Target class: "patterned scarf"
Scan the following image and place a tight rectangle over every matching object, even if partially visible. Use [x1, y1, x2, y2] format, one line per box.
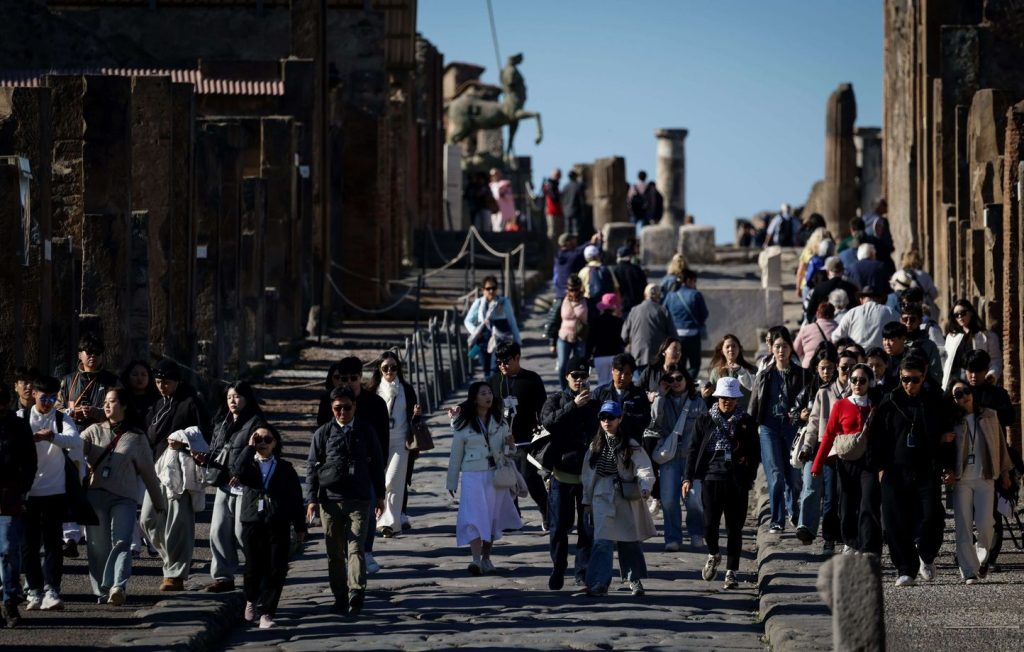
[708, 403, 742, 452]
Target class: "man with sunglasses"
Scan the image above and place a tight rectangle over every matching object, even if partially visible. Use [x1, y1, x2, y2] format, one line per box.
[898, 303, 942, 386]
[488, 342, 549, 530]
[540, 357, 598, 590]
[0, 383, 37, 628]
[336, 357, 390, 575]
[306, 386, 385, 617]
[591, 353, 650, 444]
[56, 333, 118, 429]
[867, 356, 956, 586]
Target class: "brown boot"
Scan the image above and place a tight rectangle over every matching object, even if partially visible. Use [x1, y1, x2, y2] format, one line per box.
[203, 580, 235, 593]
[159, 578, 184, 592]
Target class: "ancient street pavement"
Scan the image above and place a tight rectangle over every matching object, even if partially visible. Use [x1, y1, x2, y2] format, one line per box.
[218, 292, 767, 651]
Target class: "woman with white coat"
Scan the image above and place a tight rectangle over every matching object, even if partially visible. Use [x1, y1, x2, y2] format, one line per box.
[941, 299, 1001, 390]
[372, 351, 421, 538]
[582, 400, 656, 598]
[446, 382, 521, 575]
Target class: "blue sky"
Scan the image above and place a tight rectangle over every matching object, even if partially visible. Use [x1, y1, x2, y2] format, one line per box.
[418, 1, 883, 243]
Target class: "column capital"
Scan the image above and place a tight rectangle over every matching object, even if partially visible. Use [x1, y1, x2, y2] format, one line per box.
[655, 128, 688, 140]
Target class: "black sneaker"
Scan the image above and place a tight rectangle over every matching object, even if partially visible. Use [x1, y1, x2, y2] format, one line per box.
[348, 590, 365, 617]
[548, 571, 564, 591]
[1, 601, 20, 628]
[795, 527, 813, 544]
[379, 526, 396, 539]
[822, 540, 835, 555]
[329, 601, 348, 616]
[62, 540, 79, 558]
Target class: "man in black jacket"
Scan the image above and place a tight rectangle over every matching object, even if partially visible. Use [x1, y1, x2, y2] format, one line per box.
[488, 342, 549, 529]
[591, 353, 650, 443]
[805, 257, 858, 324]
[0, 383, 37, 628]
[866, 357, 955, 586]
[610, 245, 647, 316]
[337, 356, 390, 574]
[57, 333, 119, 429]
[539, 357, 598, 590]
[146, 360, 210, 457]
[306, 386, 385, 617]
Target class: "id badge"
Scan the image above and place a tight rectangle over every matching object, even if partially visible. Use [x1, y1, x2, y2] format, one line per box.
[905, 431, 916, 448]
[724, 449, 733, 463]
[230, 485, 244, 496]
[258, 498, 266, 513]
[389, 417, 396, 429]
[967, 453, 976, 465]
[101, 466, 112, 479]
[348, 462, 356, 476]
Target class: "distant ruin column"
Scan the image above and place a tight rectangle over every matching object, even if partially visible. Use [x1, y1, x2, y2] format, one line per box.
[1001, 105, 1024, 449]
[655, 128, 687, 226]
[592, 156, 626, 232]
[855, 127, 883, 217]
[824, 83, 857, 238]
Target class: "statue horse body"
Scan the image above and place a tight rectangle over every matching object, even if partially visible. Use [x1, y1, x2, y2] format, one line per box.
[446, 92, 543, 157]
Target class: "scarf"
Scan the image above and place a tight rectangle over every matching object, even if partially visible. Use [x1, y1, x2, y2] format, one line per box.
[708, 404, 742, 453]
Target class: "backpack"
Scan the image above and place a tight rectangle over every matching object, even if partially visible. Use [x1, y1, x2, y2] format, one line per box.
[777, 215, 795, 247]
[587, 265, 615, 301]
[629, 187, 648, 220]
[811, 322, 838, 362]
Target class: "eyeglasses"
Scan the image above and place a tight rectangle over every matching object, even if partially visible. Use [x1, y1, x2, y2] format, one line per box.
[254, 435, 275, 445]
[381, 365, 398, 373]
[598, 413, 620, 422]
[483, 286, 498, 292]
[953, 387, 973, 400]
[849, 376, 869, 386]
[900, 376, 923, 385]
[341, 374, 361, 382]
[332, 403, 355, 413]
[953, 310, 971, 318]
[39, 395, 58, 404]
[839, 365, 853, 372]
[668, 374, 685, 382]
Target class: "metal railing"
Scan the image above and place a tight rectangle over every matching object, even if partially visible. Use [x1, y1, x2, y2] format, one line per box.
[402, 307, 471, 414]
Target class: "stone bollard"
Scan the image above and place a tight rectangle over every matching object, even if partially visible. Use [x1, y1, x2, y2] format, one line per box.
[640, 224, 677, 267]
[758, 246, 783, 288]
[817, 553, 886, 652]
[602, 222, 637, 258]
[677, 224, 715, 264]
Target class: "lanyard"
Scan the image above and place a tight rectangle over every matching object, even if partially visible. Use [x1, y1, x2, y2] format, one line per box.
[967, 415, 978, 455]
[260, 457, 277, 491]
[69, 370, 97, 406]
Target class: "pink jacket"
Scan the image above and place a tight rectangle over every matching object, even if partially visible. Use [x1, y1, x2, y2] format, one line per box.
[794, 318, 837, 368]
[558, 297, 588, 343]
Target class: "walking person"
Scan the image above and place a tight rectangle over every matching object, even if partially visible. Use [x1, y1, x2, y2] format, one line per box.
[542, 168, 564, 239]
[446, 382, 521, 575]
[200, 382, 267, 592]
[80, 389, 165, 605]
[652, 367, 705, 550]
[372, 352, 421, 538]
[684, 377, 760, 589]
[0, 384, 36, 628]
[19, 375, 81, 611]
[315, 362, 346, 426]
[638, 337, 684, 399]
[812, 363, 881, 554]
[306, 386, 385, 617]
[587, 293, 625, 386]
[540, 357, 598, 590]
[555, 275, 589, 390]
[546, 233, 589, 357]
[749, 331, 811, 533]
[232, 426, 307, 628]
[610, 245, 647, 316]
[702, 335, 758, 413]
[790, 350, 839, 545]
[620, 283, 674, 382]
[941, 299, 1001, 391]
[947, 381, 1012, 584]
[119, 360, 160, 433]
[464, 275, 522, 377]
[581, 401, 655, 597]
[663, 268, 708, 379]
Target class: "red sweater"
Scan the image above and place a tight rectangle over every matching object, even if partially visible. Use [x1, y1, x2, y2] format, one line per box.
[812, 397, 872, 474]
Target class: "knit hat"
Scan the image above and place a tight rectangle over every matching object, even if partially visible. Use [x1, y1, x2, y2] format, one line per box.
[152, 360, 181, 382]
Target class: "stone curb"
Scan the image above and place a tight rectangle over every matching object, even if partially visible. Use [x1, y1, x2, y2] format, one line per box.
[754, 476, 832, 651]
[109, 591, 245, 650]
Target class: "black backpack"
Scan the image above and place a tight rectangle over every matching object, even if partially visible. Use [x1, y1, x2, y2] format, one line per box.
[587, 265, 615, 303]
[629, 186, 648, 219]
[811, 322, 838, 363]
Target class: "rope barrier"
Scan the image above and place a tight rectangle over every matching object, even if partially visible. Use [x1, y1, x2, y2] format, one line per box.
[325, 274, 418, 315]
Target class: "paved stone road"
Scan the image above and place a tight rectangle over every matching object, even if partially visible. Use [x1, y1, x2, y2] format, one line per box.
[217, 292, 768, 651]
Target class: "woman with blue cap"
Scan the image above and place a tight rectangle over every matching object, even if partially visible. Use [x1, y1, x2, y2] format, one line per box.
[581, 400, 655, 597]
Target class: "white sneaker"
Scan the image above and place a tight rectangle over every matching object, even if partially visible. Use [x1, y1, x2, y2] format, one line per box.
[107, 586, 126, 606]
[895, 575, 915, 587]
[648, 499, 662, 516]
[365, 552, 381, 575]
[723, 570, 738, 589]
[481, 558, 497, 574]
[918, 560, 936, 582]
[40, 590, 63, 611]
[842, 545, 854, 555]
[258, 614, 275, 629]
[702, 554, 721, 582]
[24, 592, 43, 611]
[965, 576, 979, 585]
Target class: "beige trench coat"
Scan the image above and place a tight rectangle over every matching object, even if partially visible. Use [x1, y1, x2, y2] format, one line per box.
[581, 439, 656, 542]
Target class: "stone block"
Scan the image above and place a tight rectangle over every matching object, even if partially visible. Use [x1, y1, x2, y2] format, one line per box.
[758, 246, 783, 288]
[701, 286, 783, 353]
[592, 156, 627, 230]
[167, 83, 196, 365]
[260, 116, 297, 348]
[640, 224, 676, 267]
[0, 162, 24, 380]
[239, 177, 267, 370]
[81, 212, 130, 365]
[602, 223, 635, 258]
[817, 552, 885, 652]
[678, 224, 715, 264]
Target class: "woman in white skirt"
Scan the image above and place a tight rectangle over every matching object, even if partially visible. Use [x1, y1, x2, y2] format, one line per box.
[446, 381, 521, 575]
[372, 352, 421, 538]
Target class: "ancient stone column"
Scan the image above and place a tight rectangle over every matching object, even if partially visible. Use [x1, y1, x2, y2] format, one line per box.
[855, 127, 883, 218]
[824, 83, 858, 238]
[592, 156, 626, 232]
[1001, 105, 1024, 449]
[655, 128, 687, 226]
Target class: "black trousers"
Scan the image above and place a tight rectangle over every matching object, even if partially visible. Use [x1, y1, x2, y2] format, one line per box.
[22, 494, 65, 593]
[516, 453, 548, 526]
[242, 520, 292, 617]
[547, 478, 591, 579]
[835, 459, 882, 553]
[701, 479, 748, 571]
[880, 466, 943, 577]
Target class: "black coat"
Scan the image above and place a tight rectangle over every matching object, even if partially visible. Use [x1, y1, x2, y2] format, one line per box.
[231, 446, 306, 532]
[685, 410, 760, 489]
[357, 390, 391, 465]
[206, 409, 266, 488]
[748, 365, 812, 427]
[0, 410, 37, 516]
[540, 388, 600, 475]
[305, 419, 385, 503]
[866, 385, 955, 474]
[488, 368, 548, 444]
[806, 277, 858, 323]
[590, 382, 651, 443]
[145, 384, 211, 459]
[611, 261, 647, 315]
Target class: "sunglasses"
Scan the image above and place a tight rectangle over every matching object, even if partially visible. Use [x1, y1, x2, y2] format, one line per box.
[668, 374, 685, 382]
[254, 435, 275, 445]
[81, 349, 104, 356]
[598, 413, 620, 422]
[953, 310, 971, 318]
[39, 395, 58, 404]
[381, 364, 398, 373]
[483, 286, 498, 291]
[900, 376, 923, 385]
[839, 365, 853, 372]
[332, 403, 355, 412]
[569, 372, 588, 380]
[849, 376, 869, 386]
[497, 358, 514, 366]
[953, 387, 973, 400]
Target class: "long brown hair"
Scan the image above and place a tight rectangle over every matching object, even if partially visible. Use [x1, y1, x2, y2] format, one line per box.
[708, 334, 756, 373]
[587, 424, 636, 468]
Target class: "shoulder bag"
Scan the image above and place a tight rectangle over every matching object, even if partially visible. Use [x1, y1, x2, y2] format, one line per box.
[832, 405, 873, 461]
[483, 426, 520, 490]
[406, 418, 435, 452]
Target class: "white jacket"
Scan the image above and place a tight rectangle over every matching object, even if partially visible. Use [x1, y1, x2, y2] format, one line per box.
[155, 426, 209, 512]
[941, 330, 1002, 391]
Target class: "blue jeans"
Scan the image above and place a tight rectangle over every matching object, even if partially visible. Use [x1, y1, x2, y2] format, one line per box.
[0, 514, 24, 603]
[759, 425, 802, 528]
[658, 449, 703, 545]
[547, 479, 591, 580]
[798, 461, 836, 537]
[85, 489, 138, 596]
[586, 539, 647, 590]
[556, 339, 586, 390]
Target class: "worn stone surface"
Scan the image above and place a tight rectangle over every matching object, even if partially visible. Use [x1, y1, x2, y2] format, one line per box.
[758, 247, 782, 289]
[259, 116, 297, 349]
[823, 83, 857, 239]
[855, 127, 883, 218]
[655, 128, 687, 226]
[701, 286, 781, 354]
[239, 176, 267, 370]
[678, 224, 715, 264]
[639, 224, 677, 267]
[601, 222, 635, 258]
[819, 554, 885, 651]
[591, 156, 627, 231]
